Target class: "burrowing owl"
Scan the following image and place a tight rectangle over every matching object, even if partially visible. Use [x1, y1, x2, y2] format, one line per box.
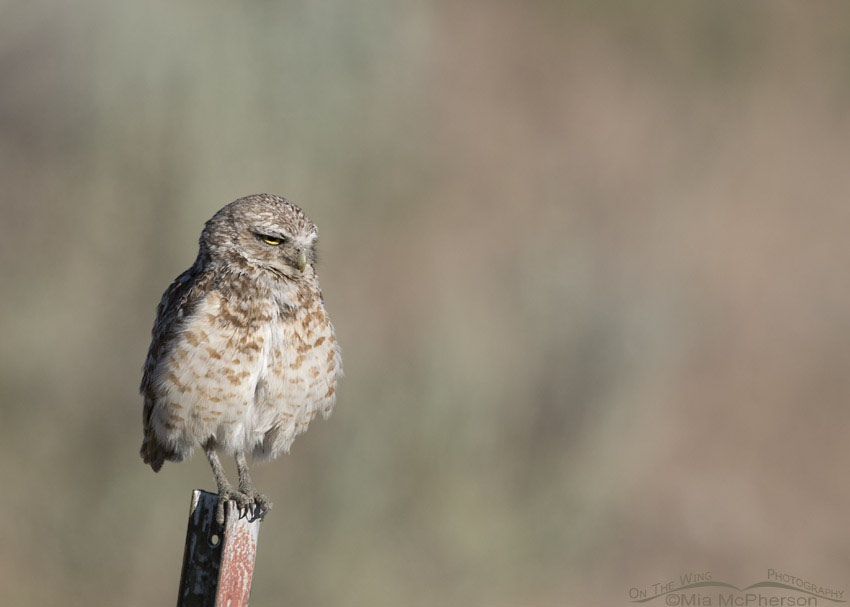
[140, 194, 342, 522]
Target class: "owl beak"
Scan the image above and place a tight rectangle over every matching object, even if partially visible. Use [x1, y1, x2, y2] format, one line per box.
[295, 249, 307, 271]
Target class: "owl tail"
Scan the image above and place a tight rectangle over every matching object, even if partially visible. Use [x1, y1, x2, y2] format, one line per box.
[140, 436, 166, 472]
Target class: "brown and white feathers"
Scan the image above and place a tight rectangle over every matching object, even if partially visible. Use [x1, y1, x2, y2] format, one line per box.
[140, 194, 342, 471]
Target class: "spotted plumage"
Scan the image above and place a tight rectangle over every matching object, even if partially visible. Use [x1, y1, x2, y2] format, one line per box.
[140, 194, 342, 521]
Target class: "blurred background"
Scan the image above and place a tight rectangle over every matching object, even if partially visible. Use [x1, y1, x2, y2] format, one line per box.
[1, 1, 849, 605]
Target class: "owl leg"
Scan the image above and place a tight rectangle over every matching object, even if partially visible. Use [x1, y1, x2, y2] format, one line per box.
[235, 450, 272, 520]
[204, 442, 250, 524]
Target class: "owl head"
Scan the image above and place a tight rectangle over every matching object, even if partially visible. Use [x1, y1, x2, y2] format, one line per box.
[200, 194, 319, 280]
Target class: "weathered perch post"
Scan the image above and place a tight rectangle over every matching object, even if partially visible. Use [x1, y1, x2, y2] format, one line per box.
[177, 490, 262, 607]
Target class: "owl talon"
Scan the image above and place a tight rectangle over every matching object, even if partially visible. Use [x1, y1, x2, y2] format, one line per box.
[239, 491, 272, 521]
[255, 493, 272, 513]
[215, 487, 253, 525]
[216, 496, 231, 525]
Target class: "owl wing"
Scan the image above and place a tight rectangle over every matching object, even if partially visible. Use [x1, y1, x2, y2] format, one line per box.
[140, 258, 215, 469]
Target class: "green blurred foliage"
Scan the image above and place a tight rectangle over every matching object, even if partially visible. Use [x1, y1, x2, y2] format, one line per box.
[2, 1, 850, 605]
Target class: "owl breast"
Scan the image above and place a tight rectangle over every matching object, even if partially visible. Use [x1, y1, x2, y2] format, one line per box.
[150, 284, 341, 461]
[252, 291, 341, 459]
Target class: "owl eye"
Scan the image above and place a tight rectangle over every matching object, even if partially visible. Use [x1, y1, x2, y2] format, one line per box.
[260, 235, 282, 246]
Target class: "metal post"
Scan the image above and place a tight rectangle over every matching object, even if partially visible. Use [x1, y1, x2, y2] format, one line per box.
[177, 490, 262, 607]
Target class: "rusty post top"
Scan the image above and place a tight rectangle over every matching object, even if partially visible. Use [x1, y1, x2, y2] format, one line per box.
[177, 490, 263, 607]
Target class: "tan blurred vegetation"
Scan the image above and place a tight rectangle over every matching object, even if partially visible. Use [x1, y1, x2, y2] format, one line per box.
[2, 1, 850, 605]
